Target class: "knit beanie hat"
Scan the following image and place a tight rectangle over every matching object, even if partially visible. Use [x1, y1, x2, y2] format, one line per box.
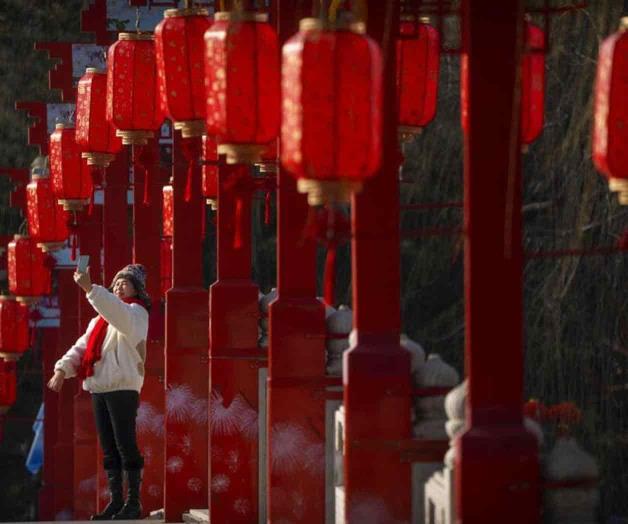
[110, 264, 151, 310]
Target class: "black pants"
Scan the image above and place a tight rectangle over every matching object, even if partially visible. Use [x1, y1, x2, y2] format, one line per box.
[92, 390, 144, 471]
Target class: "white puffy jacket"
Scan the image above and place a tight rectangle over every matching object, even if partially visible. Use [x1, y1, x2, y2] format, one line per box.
[54, 285, 149, 393]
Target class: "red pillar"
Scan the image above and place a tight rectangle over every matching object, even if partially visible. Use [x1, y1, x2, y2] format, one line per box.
[96, 151, 133, 510]
[455, 3, 540, 522]
[267, 2, 327, 522]
[73, 205, 103, 520]
[164, 132, 208, 522]
[344, 1, 413, 522]
[132, 140, 166, 513]
[54, 268, 79, 520]
[39, 326, 59, 520]
[208, 163, 262, 523]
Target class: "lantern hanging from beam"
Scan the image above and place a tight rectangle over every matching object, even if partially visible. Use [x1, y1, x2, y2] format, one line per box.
[204, 11, 280, 164]
[107, 32, 163, 145]
[155, 6, 212, 137]
[593, 18, 628, 205]
[0, 296, 29, 361]
[281, 18, 383, 206]
[202, 135, 218, 209]
[0, 360, 16, 415]
[76, 68, 123, 168]
[461, 20, 545, 147]
[7, 235, 52, 304]
[396, 16, 440, 140]
[26, 174, 69, 252]
[163, 182, 173, 239]
[49, 124, 93, 211]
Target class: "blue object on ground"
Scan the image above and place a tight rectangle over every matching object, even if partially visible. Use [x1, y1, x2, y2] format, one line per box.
[25, 403, 44, 475]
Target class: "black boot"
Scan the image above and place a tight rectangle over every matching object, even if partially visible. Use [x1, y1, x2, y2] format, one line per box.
[113, 469, 142, 520]
[91, 469, 124, 520]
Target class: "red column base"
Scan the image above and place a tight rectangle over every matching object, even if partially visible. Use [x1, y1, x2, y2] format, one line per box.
[344, 343, 412, 523]
[455, 425, 540, 524]
[164, 287, 209, 523]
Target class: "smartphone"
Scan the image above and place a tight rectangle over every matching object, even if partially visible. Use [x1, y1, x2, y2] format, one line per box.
[77, 255, 90, 273]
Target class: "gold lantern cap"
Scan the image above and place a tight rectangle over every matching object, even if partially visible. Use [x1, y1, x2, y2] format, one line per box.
[214, 11, 269, 23]
[218, 143, 266, 165]
[119, 32, 154, 41]
[115, 129, 154, 146]
[174, 120, 206, 138]
[165, 7, 210, 18]
[299, 17, 365, 34]
[0, 295, 16, 302]
[85, 67, 105, 74]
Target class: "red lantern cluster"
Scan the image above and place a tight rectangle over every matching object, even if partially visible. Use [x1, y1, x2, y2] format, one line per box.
[26, 175, 68, 252]
[107, 33, 163, 145]
[396, 16, 440, 139]
[7, 235, 52, 304]
[204, 12, 280, 164]
[461, 20, 545, 148]
[76, 68, 123, 168]
[155, 7, 212, 138]
[0, 297, 29, 361]
[0, 360, 17, 415]
[281, 19, 383, 205]
[593, 19, 628, 204]
[202, 135, 218, 209]
[163, 183, 174, 239]
[49, 124, 93, 211]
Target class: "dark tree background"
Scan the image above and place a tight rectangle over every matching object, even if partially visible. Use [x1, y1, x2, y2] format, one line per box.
[1, 0, 627, 521]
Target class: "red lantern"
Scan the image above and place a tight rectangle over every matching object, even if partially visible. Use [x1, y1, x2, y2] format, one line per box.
[7, 235, 52, 304]
[107, 33, 163, 145]
[26, 175, 69, 252]
[593, 19, 628, 204]
[0, 360, 17, 415]
[396, 16, 440, 140]
[0, 297, 29, 361]
[155, 7, 212, 137]
[76, 68, 123, 168]
[204, 12, 280, 164]
[160, 237, 172, 298]
[461, 20, 545, 147]
[163, 183, 173, 238]
[281, 19, 383, 205]
[49, 124, 93, 211]
[202, 135, 218, 209]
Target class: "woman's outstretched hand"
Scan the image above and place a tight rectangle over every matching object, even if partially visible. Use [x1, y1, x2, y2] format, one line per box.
[47, 370, 66, 392]
[74, 267, 93, 294]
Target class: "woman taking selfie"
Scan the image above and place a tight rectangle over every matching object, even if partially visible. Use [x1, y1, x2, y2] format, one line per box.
[47, 264, 150, 520]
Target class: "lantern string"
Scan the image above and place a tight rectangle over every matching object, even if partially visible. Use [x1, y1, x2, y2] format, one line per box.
[132, 145, 150, 206]
[28, 308, 43, 347]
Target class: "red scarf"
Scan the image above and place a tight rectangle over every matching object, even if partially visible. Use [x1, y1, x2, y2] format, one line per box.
[78, 297, 146, 380]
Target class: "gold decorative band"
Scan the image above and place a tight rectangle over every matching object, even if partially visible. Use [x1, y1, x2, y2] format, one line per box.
[82, 152, 115, 168]
[296, 178, 363, 206]
[37, 241, 66, 252]
[15, 297, 40, 306]
[115, 129, 154, 145]
[58, 199, 90, 211]
[0, 352, 21, 361]
[86, 67, 105, 74]
[218, 143, 266, 164]
[174, 120, 206, 138]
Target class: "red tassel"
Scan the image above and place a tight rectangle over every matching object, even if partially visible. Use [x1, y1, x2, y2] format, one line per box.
[88, 187, 95, 216]
[234, 197, 243, 249]
[323, 243, 337, 307]
[181, 138, 199, 203]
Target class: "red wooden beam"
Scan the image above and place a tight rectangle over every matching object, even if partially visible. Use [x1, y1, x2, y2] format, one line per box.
[344, 1, 413, 522]
[455, 2, 540, 522]
[14, 102, 48, 154]
[81, 0, 111, 45]
[34, 43, 75, 103]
